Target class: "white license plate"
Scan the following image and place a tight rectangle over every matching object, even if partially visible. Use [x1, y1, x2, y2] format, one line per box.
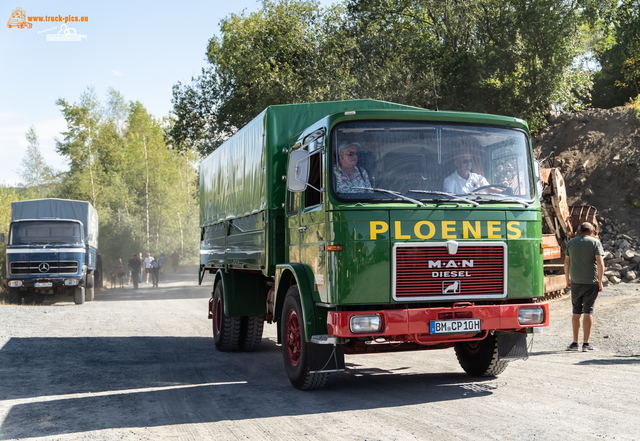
[430, 318, 481, 334]
[35, 282, 52, 288]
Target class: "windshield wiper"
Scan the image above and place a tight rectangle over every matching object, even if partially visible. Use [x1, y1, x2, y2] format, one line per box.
[407, 190, 479, 207]
[468, 192, 531, 207]
[352, 187, 424, 206]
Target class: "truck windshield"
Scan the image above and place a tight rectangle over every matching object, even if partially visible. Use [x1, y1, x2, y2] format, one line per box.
[9, 221, 83, 246]
[331, 121, 534, 203]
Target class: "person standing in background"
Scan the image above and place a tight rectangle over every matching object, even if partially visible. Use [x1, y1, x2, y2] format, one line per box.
[144, 253, 154, 284]
[565, 222, 605, 352]
[171, 250, 179, 272]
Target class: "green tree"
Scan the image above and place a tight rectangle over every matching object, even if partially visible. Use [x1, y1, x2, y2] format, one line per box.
[170, 0, 358, 155]
[55, 89, 200, 269]
[18, 125, 57, 197]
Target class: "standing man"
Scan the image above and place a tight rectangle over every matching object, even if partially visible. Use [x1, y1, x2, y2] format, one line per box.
[565, 222, 604, 352]
[144, 253, 154, 284]
[128, 253, 141, 289]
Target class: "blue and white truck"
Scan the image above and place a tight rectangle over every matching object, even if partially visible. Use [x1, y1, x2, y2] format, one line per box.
[2, 198, 99, 304]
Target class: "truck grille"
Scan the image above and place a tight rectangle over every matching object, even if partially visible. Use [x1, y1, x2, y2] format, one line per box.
[393, 243, 506, 299]
[10, 261, 79, 275]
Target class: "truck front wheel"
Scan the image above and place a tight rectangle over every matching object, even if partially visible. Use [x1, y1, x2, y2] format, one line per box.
[281, 286, 328, 390]
[454, 333, 509, 377]
[74, 286, 85, 305]
[212, 282, 241, 351]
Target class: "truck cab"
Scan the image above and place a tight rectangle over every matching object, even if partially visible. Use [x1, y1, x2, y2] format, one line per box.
[281, 110, 548, 387]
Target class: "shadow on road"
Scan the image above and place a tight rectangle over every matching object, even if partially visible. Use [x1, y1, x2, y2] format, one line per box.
[576, 355, 640, 366]
[0, 336, 491, 439]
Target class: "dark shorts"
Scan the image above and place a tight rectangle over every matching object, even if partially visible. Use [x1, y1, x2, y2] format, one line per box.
[571, 283, 599, 314]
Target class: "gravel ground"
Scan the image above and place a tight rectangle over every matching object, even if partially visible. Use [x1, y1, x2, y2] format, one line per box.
[1, 270, 639, 440]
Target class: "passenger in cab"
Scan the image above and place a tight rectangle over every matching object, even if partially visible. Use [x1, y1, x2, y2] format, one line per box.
[334, 142, 371, 193]
[443, 149, 489, 194]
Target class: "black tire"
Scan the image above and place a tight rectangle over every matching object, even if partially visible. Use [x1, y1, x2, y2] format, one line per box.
[239, 315, 265, 352]
[85, 272, 95, 302]
[7, 289, 21, 305]
[74, 286, 85, 305]
[281, 286, 328, 390]
[212, 282, 242, 351]
[454, 333, 509, 377]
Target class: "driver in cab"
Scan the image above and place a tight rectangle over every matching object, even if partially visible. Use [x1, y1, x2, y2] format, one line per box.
[443, 149, 489, 194]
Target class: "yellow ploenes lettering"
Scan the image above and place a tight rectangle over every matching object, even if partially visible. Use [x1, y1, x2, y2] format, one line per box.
[487, 221, 501, 238]
[394, 221, 411, 239]
[463, 221, 481, 239]
[414, 221, 436, 239]
[370, 221, 389, 240]
[442, 221, 456, 239]
[507, 221, 522, 239]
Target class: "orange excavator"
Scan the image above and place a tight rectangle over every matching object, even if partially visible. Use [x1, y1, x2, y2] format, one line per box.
[540, 165, 599, 299]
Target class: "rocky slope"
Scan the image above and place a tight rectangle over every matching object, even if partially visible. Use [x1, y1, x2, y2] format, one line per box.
[533, 105, 640, 285]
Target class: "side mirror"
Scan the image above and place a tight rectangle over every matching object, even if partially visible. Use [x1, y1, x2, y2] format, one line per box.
[287, 150, 310, 192]
[86, 233, 94, 242]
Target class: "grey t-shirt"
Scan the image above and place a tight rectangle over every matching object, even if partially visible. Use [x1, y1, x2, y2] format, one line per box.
[565, 234, 604, 284]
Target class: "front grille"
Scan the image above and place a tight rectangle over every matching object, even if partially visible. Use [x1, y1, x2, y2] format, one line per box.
[10, 261, 79, 275]
[394, 244, 506, 299]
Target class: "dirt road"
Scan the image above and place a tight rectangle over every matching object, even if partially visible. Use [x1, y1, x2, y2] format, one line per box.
[1, 269, 639, 440]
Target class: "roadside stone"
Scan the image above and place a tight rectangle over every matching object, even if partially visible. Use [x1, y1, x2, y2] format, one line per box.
[584, 188, 594, 197]
[609, 263, 623, 271]
[632, 256, 640, 264]
[611, 276, 622, 284]
[606, 257, 625, 264]
[623, 250, 637, 260]
[626, 271, 637, 281]
[605, 270, 621, 278]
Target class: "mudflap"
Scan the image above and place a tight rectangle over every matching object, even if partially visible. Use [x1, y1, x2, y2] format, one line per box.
[497, 332, 528, 361]
[308, 343, 346, 374]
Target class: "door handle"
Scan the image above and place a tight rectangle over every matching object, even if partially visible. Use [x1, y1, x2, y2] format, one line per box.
[297, 226, 308, 232]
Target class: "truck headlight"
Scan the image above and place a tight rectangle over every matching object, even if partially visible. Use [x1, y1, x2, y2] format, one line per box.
[64, 279, 79, 286]
[518, 306, 545, 325]
[350, 314, 382, 333]
[8, 280, 22, 287]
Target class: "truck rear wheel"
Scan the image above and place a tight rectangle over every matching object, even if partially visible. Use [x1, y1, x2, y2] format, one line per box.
[239, 315, 265, 352]
[212, 282, 241, 351]
[454, 333, 509, 377]
[281, 286, 328, 390]
[74, 286, 85, 305]
[85, 272, 95, 302]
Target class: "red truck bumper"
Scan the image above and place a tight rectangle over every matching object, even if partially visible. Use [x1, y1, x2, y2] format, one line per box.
[327, 302, 549, 345]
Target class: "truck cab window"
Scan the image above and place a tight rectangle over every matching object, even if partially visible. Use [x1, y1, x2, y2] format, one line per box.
[304, 148, 323, 208]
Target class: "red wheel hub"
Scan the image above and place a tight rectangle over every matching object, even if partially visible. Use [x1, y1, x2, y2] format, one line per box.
[285, 309, 301, 367]
[214, 296, 222, 335]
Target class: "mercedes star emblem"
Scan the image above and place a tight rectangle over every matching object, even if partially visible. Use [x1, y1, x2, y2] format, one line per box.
[38, 262, 50, 273]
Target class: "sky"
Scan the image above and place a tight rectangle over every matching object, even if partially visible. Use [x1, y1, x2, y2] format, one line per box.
[0, 0, 336, 186]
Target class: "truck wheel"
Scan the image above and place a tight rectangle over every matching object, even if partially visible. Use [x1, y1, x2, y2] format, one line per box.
[239, 315, 265, 352]
[8, 289, 21, 305]
[212, 282, 241, 351]
[85, 272, 95, 302]
[281, 286, 328, 390]
[74, 286, 85, 305]
[454, 333, 509, 377]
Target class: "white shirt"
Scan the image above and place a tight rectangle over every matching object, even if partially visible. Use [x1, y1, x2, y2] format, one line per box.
[144, 257, 154, 269]
[443, 171, 489, 194]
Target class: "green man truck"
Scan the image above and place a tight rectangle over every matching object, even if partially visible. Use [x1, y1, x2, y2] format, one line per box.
[199, 99, 549, 390]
